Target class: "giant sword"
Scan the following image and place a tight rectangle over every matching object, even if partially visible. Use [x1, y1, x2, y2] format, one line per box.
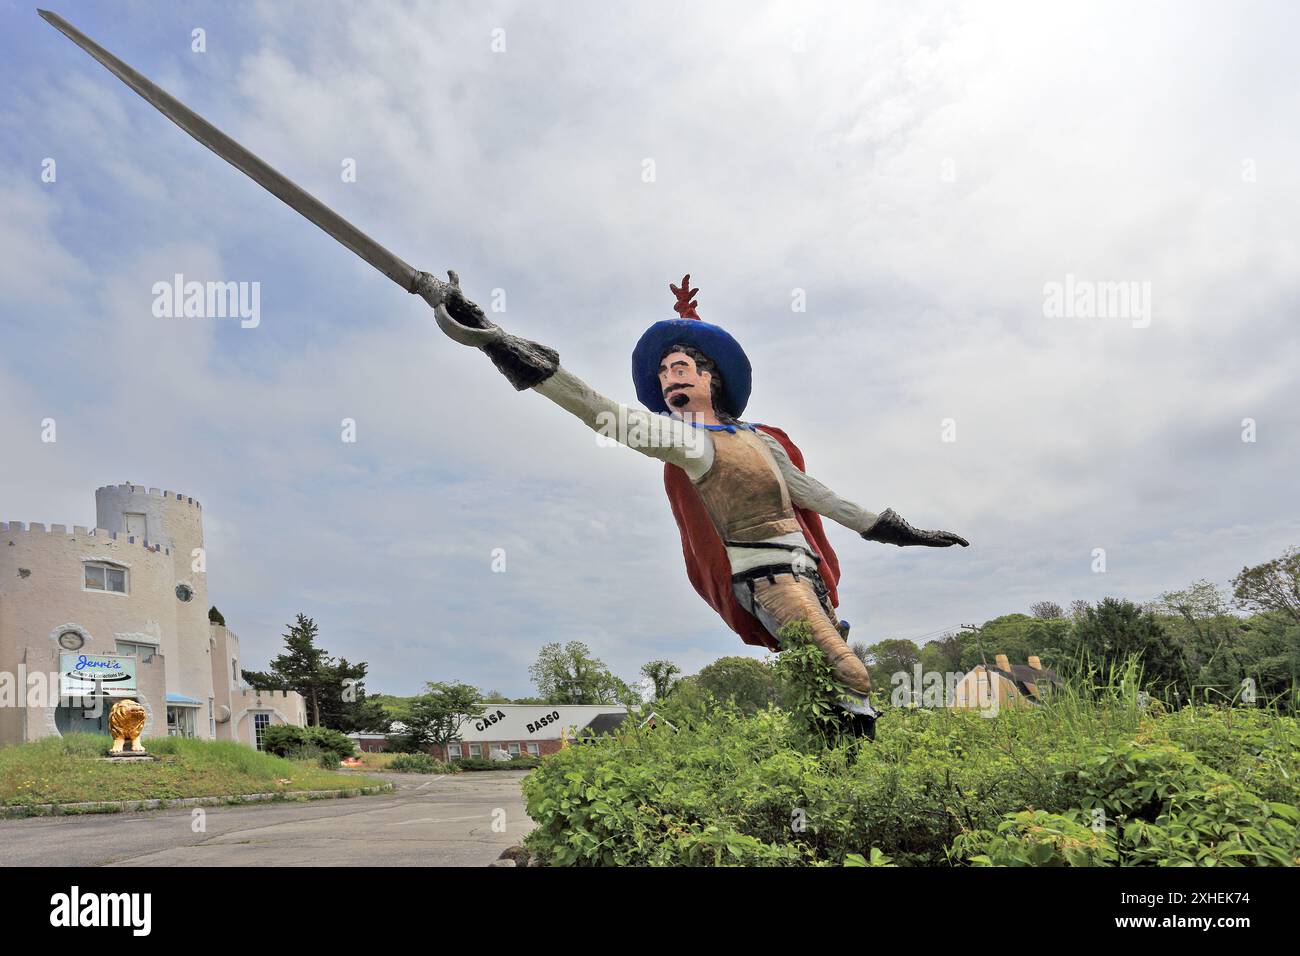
[37, 8, 556, 386]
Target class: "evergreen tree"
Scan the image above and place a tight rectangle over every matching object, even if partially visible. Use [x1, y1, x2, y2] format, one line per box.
[240, 613, 388, 730]
[1064, 598, 1188, 695]
[316, 657, 391, 733]
[241, 614, 328, 725]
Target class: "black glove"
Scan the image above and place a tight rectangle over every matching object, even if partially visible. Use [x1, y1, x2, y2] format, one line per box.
[418, 270, 559, 391]
[862, 508, 969, 548]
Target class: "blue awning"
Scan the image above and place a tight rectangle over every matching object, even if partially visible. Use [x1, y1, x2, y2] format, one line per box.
[165, 693, 202, 705]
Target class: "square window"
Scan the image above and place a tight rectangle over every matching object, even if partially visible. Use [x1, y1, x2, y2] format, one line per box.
[115, 641, 154, 664]
[448, 744, 462, 760]
[508, 742, 521, 756]
[527, 743, 539, 756]
[469, 743, 481, 757]
[85, 563, 127, 593]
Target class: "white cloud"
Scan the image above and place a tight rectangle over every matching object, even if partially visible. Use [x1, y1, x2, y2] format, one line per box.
[4, 0, 1297, 694]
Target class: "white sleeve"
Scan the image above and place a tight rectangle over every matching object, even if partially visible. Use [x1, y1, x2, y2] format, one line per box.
[757, 431, 878, 533]
[532, 366, 714, 480]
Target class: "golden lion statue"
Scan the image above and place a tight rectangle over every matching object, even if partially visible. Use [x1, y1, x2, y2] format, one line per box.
[109, 699, 147, 753]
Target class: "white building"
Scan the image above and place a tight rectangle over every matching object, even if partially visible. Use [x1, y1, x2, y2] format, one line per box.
[0, 483, 305, 748]
[352, 703, 630, 759]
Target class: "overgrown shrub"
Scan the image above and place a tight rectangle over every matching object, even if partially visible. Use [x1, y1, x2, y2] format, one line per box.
[520, 623, 1300, 867]
[953, 810, 1117, 866]
[303, 726, 356, 761]
[388, 752, 452, 774]
[260, 725, 308, 757]
[260, 724, 355, 762]
[453, 755, 541, 771]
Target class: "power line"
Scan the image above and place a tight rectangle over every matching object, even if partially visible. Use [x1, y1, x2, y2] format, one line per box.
[896, 623, 970, 644]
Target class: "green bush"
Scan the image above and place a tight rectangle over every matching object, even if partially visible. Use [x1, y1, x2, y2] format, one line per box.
[388, 753, 452, 774]
[260, 725, 355, 762]
[303, 726, 356, 761]
[520, 625, 1300, 867]
[452, 755, 541, 771]
[287, 743, 341, 770]
[953, 810, 1117, 866]
[259, 724, 308, 757]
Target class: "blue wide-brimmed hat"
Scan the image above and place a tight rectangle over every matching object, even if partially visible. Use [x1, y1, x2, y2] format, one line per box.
[631, 275, 752, 418]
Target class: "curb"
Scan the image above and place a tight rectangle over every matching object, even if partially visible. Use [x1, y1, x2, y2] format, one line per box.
[0, 782, 395, 818]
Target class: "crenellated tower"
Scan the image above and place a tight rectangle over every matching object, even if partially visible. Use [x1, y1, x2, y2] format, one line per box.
[94, 483, 213, 721]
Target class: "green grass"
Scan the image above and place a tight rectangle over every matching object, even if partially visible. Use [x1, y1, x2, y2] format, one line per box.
[0, 734, 385, 807]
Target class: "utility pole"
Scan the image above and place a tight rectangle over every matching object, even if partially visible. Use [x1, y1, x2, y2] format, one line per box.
[960, 623, 987, 666]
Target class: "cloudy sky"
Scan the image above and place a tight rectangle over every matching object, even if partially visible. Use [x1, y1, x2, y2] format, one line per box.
[2, 0, 1296, 697]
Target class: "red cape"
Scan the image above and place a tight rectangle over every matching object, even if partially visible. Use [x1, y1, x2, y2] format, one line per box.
[663, 424, 841, 652]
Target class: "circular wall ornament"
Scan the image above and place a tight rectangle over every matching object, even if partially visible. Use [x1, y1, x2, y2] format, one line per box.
[175, 583, 194, 602]
[57, 630, 85, 651]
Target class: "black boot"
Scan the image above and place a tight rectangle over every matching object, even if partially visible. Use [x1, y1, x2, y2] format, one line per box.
[845, 712, 877, 741]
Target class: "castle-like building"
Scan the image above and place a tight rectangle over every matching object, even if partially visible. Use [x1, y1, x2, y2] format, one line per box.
[0, 483, 304, 748]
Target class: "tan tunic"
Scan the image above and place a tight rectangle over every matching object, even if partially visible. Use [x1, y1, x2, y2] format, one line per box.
[692, 428, 802, 543]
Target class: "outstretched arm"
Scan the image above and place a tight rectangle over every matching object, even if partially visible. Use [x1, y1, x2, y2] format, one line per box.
[757, 432, 969, 548]
[532, 366, 713, 480]
[428, 272, 713, 480]
[756, 431, 879, 533]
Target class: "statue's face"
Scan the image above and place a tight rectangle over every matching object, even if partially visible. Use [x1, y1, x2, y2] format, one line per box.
[658, 351, 714, 417]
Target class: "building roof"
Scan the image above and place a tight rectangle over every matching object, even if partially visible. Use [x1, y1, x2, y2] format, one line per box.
[575, 712, 630, 738]
[994, 662, 1061, 683]
[980, 661, 1062, 702]
[639, 711, 677, 731]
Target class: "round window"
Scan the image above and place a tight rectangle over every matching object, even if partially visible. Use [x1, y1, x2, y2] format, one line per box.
[58, 630, 85, 651]
[175, 584, 194, 603]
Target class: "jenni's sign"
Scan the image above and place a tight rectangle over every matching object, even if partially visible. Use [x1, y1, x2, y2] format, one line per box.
[59, 653, 137, 696]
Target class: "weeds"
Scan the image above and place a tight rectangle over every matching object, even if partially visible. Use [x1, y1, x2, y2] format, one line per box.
[521, 631, 1299, 866]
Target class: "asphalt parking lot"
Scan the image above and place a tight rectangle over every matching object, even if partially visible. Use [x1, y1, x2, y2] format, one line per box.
[0, 770, 533, 867]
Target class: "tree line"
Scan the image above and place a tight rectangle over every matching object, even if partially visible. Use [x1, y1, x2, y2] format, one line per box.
[653, 546, 1300, 716]
[230, 545, 1299, 747]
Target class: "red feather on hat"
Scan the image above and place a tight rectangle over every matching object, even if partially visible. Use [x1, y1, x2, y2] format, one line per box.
[670, 274, 701, 320]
